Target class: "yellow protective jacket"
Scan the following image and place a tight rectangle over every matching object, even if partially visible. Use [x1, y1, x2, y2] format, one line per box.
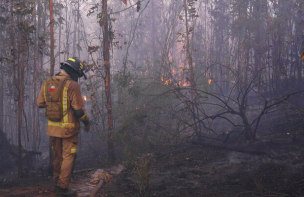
[37, 72, 89, 138]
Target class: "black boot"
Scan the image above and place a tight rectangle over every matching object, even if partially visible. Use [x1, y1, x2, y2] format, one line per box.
[56, 187, 77, 197]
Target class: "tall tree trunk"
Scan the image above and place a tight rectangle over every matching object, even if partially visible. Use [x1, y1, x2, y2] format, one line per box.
[301, 34, 304, 62]
[151, 0, 157, 79]
[17, 23, 25, 177]
[72, 7, 77, 57]
[37, 0, 42, 69]
[183, 0, 196, 94]
[10, 0, 23, 177]
[0, 4, 2, 132]
[183, 0, 201, 140]
[10, 0, 15, 145]
[59, 8, 61, 63]
[50, 0, 54, 76]
[0, 66, 3, 130]
[253, 0, 263, 92]
[42, 1, 47, 67]
[65, 0, 69, 60]
[48, 0, 55, 175]
[77, 0, 80, 57]
[102, 0, 115, 162]
[32, 3, 39, 152]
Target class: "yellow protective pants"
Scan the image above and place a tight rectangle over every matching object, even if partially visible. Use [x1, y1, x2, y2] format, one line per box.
[52, 134, 78, 189]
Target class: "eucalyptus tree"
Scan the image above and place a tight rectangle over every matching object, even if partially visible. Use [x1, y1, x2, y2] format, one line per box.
[0, 1, 9, 131]
[102, 0, 116, 162]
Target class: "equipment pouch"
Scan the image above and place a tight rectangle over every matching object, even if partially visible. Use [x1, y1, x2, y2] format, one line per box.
[45, 102, 62, 122]
[44, 77, 69, 122]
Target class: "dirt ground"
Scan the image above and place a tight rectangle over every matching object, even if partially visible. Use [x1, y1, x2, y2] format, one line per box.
[1, 125, 304, 197]
[1, 133, 304, 197]
[102, 140, 304, 197]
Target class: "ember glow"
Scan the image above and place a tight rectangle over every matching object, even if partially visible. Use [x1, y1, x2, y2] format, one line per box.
[181, 80, 190, 87]
[161, 75, 171, 85]
[84, 96, 87, 101]
[208, 79, 212, 84]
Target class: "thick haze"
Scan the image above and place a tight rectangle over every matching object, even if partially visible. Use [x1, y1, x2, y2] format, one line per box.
[0, 0, 303, 169]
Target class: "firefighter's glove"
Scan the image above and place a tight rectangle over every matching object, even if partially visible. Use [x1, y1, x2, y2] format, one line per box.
[85, 122, 90, 132]
[84, 120, 90, 132]
[75, 109, 90, 132]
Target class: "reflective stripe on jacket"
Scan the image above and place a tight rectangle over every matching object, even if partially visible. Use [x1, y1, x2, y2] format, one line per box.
[37, 72, 88, 138]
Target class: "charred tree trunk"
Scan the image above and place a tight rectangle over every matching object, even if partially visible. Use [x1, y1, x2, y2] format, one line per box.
[102, 0, 115, 162]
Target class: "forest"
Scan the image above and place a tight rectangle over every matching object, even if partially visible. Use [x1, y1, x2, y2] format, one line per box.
[0, 0, 304, 196]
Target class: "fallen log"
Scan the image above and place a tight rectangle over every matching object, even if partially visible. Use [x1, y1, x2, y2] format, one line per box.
[73, 168, 95, 174]
[90, 173, 110, 197]
[0, 127, 42, 174]
[192, 141, 267, 155]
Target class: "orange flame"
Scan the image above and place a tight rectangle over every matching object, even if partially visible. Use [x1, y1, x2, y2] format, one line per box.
[84, 96, 87, 101]
[208, 79, 212, 85]
[161, 75, 171, 85]
[182, 80, 189, 87]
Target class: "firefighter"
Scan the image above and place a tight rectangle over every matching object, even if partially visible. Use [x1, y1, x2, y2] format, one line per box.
[37, 57, 90, 196]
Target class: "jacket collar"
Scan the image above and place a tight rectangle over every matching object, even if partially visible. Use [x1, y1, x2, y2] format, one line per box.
[58, 71, 71, 78]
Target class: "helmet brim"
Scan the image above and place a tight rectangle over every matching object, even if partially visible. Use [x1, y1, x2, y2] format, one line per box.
[60, 62, 87, 80]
